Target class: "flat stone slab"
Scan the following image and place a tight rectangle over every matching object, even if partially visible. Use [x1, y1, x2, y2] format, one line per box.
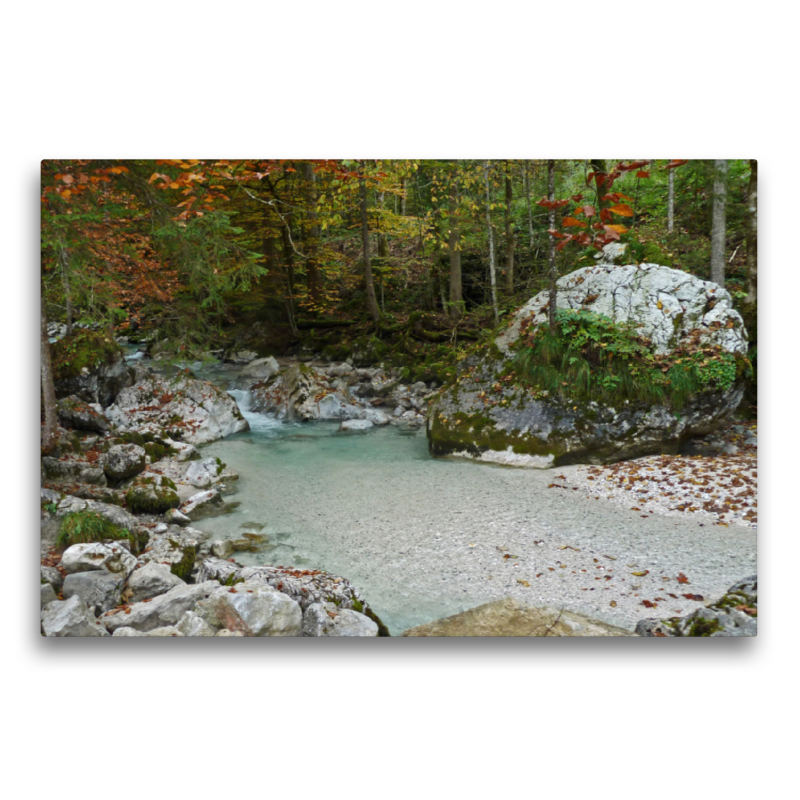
[401, 598, 635, 637]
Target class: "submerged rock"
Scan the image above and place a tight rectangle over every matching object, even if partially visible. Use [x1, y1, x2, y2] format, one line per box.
[401, 598, 634, 637]
[428, 264, 749, 467]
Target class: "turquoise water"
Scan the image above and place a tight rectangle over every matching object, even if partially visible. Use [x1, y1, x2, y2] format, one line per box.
[195, 391, 464, 634]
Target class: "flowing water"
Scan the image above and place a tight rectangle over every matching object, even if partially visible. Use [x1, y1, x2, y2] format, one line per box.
[133, 353, 757, 635]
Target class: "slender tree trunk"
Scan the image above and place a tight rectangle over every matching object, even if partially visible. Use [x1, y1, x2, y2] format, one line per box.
[547, 159, 557, 333]
[525, 161, 534, 251]
[60, 245, 73, 336]
[483, 161, 499, 324]
[400, 177, 407, 216]
[448, 168, 462, 320]
[504, 161, 515, 295]
[377, 191, 389, 259]
[710, 159, 728, 286]
[590, 159, 608, 213]
[280, 225, 298, 334]
[745, 159, 757, 307]
[41, 289, 59, 454]
[359, 178, 381, 323]
[667, 166, 675, 233]
[301, 162, 322, 305]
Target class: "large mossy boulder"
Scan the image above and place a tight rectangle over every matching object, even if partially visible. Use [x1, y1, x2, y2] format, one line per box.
[52, 330, 134, 408]
[427, 264, 750, 467]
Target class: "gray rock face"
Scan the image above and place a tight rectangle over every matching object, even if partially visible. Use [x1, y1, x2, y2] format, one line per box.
[401, 598, 634, 637]
[54, 344, 134, 408]
[104, 444, 146, 483]
[227, 350, 258, 364]
[41, 565, 63, 593]
[240, 356, 279, 380]
[41, 583, 58, 607]
[180, 488, 224, 521]
[176, 610, 217, 637]
[105, 370, 249, 445]
[103, 580, 220, 633]
[636, 576, 757, 637]
[136, 527, 202, 581]
[57, 395, 111, 433]
[61, 542, 138, 577]
[184, 458, 224, 488]
[194, 581, 303, 636]
[429, 264, 749, 468]
[55, 495, 138, 530]
[62, 570, 124, 615]
[302, 603, 379, 636]
[197, 558, 388, 635]
[41, 595, 110, 637]
[125, 562, 186, 603]
[43, 457, 107, 486]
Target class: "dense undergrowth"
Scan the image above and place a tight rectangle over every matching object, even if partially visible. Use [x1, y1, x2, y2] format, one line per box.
[512, 309, 751, 411]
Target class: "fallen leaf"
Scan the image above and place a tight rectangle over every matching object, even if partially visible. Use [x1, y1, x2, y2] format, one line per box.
[517, 580, 530, 587]
[631, 570, 649, 577]
[677, 573, 690, 584]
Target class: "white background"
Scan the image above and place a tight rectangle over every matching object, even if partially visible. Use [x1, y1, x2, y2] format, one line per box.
[4, 3, 794, 797]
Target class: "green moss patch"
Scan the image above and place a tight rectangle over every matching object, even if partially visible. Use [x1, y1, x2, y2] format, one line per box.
[52, 330, 124, 382]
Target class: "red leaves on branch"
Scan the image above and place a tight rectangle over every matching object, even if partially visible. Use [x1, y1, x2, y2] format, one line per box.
[665, 159, 689, 170]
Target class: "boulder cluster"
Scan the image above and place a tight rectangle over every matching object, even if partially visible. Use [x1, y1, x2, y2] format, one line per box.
[41, 519, 381, 637]
[250, 360, 436, 431]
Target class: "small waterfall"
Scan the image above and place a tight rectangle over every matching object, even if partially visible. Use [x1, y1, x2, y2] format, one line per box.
[227, 387, 283, 434]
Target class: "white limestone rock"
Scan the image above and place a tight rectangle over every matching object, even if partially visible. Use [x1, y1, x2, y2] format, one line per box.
[103, 580, 220, 633]
[105, 370, 249, 445]
[302, 603, 379, 637]
[194, 581, 303, 636]
[240, 356, 279, 380]
[63, 570, 124, 615]
[41, 595, 110, 637]
[61, 542, 138, 578]
[125, 562, 186, 603]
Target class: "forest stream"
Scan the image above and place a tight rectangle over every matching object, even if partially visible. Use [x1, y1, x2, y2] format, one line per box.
[160, 355, 758, 636]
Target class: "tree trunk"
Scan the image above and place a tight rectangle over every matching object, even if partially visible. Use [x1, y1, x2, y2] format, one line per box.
[401, 177, 407, 216]
[547, 159, 557, 334]
[525, 161, 534, 251]
[710, 159, 728, 286]
[41, 289, 59, 454]
[590, 159, 608, 213]
[301, 162, 322, 305]
[60, 245, 73, 337]
[377, 191, 389, 259]
[280, 225, 298, 334]
[359, 178, 381, 323]
[504, 161, 515, 295]
[448, 169, 463, 320]
[483, 161, 499, 325]
[667, 166, 675, 233]
[745, 159, 757, 307]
